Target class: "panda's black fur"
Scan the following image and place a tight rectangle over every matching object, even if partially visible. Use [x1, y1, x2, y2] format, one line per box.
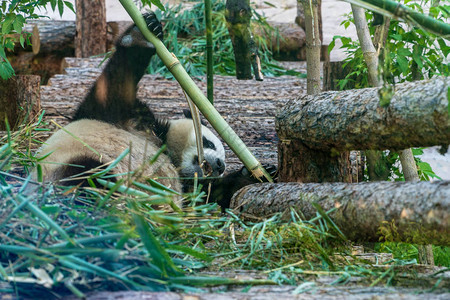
[33, 12, 270, 209]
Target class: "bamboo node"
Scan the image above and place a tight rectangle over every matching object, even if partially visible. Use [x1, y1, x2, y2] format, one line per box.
[168, 53, 180, 70]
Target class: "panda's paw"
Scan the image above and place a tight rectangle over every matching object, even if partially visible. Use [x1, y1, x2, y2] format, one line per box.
[119, 11, 163, 49]
[143, 12, 163, 41]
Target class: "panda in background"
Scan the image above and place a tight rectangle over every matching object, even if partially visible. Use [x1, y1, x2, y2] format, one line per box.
[32, 12, 268, 209]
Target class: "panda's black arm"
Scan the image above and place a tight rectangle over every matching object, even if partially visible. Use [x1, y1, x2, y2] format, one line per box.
[73, 12, 163, 126]
[183, 165, 278, 211]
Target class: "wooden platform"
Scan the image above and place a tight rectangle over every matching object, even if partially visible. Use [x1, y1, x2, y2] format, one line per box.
[40, 58, 307, 171]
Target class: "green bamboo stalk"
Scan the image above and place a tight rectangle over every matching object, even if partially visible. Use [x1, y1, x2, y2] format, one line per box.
[204, 0, 214, 104]
[343, 0, 450, 37]
[118, 0, 272, 182]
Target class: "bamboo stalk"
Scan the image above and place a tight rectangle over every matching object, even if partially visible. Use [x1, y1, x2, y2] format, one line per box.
[204, 0, 214, 104]
[118, 0, 272, 182]
[343, 0, 450, 37]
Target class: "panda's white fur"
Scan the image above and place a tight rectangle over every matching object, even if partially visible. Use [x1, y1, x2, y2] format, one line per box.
[34, 119, 181, 193]
[34, 117, 226, 201]
[166, 119, 225, 178]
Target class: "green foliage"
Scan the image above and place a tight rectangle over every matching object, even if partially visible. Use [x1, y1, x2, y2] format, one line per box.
[330, 1, 449, 90]
[380, 148, 442, 181]
[148, 0, 303, 78]
[331, 1, 447, 182]
[0, 0, 75, 79]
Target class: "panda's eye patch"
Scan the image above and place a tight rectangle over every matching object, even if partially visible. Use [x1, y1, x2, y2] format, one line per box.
[192, 155, 199, 165]
[202, 136, 216, 150]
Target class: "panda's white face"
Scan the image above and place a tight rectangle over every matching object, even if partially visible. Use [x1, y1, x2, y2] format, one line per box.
[165, 119, 225, 178]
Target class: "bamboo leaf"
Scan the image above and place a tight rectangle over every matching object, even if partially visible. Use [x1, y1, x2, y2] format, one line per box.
[129, 201, 182, 278]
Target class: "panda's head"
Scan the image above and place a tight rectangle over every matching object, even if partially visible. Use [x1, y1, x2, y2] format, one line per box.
[165, 118, 226, 179]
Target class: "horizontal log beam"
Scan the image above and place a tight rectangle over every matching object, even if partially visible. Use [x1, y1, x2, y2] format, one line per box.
[230, 181, 450, 246]
[276, 77, 450, 151]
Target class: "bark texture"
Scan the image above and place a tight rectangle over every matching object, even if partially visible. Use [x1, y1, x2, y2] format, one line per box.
[230, 181, 450, 246]
[278, 0, 323, 182]
[0, 75, 41, 130]
[278, 140, 352, 182]
[75, 0, 107, 58]
[276, 77, 450, 151]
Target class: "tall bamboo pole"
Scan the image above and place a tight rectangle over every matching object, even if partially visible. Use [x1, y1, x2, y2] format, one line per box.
[118, 0, 272, 182]
[204, 0, 214, 104]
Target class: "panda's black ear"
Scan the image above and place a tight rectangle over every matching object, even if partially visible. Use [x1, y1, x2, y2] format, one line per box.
[183, 109, 207, 126]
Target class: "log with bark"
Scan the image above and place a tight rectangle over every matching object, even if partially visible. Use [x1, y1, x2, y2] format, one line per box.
[22, 20, 76, 55]
[230, 181, 450, 246]
[276, 77, 450, 151]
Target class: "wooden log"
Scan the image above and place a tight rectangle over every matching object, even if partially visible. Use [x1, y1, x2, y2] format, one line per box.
[276, 77, 450, 151]
[25, 20, 75, 55]
[0, 75, 41, 130]
[75, 0, 107, 58]
[253, 22, 306, 61]
[230, 181, 450, 246]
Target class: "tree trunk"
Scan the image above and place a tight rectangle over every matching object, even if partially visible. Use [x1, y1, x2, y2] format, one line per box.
[75, 0, 107, 58]
[296, 0, 323, 42]
[276, 77, 450, 151]
[0, 75, 41, 130]
[351, 5, 378, 87]
[230, 181, 450, 246]
[225, 0, 263, 81]
[301, 0, 321, 95]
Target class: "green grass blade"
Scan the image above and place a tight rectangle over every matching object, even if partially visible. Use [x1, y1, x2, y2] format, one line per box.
[129, 201, 182, 278]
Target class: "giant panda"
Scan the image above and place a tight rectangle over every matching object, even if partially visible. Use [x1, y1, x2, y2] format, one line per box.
[32, 12, 267, 209]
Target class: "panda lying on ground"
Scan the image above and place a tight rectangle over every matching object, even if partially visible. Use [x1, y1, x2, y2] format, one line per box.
[32, 12, 270, 209]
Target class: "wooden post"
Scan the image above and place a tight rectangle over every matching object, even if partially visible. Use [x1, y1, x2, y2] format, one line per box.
[0, 75, 41, 130]
[75, 0, 107, 58]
